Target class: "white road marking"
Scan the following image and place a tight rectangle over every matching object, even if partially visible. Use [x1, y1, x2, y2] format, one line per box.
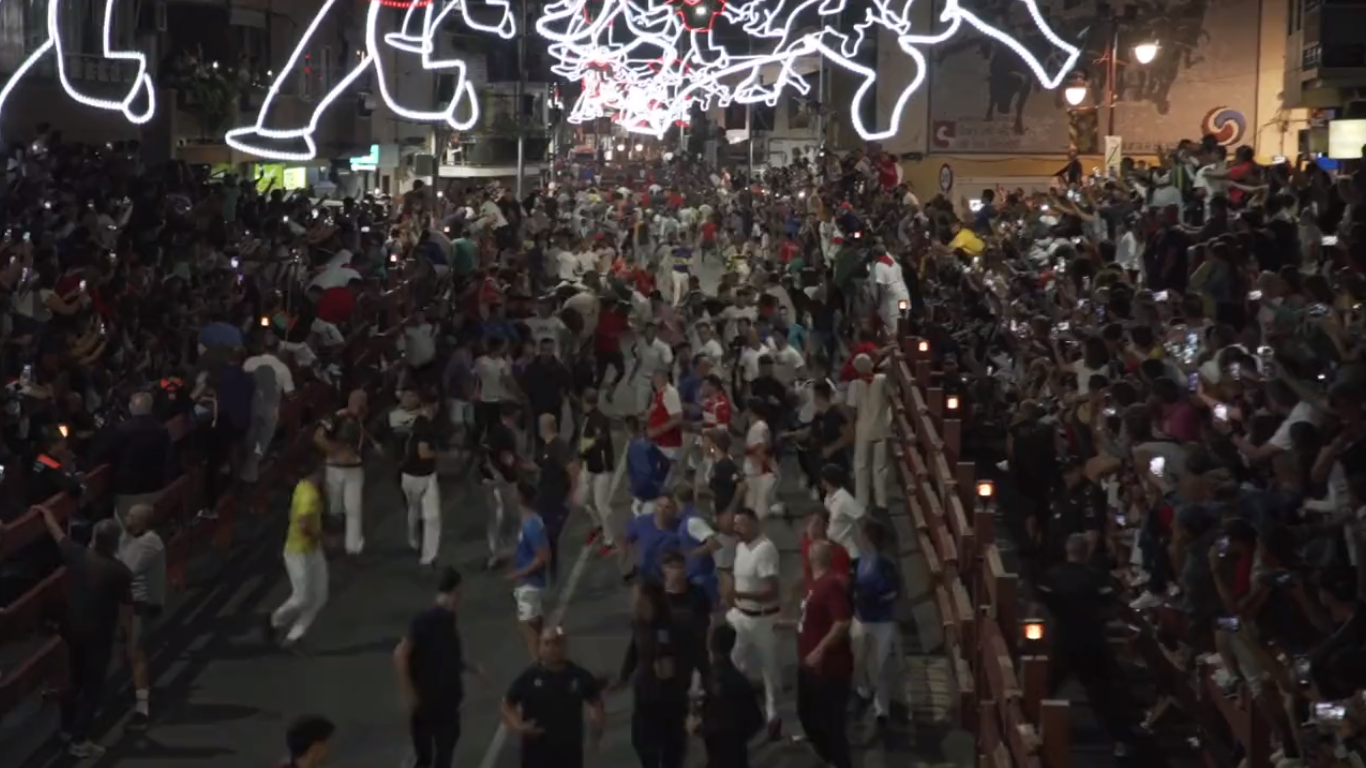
[475, 448, 627, 768]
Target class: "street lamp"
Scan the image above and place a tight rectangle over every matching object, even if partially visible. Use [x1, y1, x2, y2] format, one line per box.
[1063, 84, 1089, 106]
[634, 142, 644, 152]
[1133, 41, 1160, 65]
[616, 142, 626, 152]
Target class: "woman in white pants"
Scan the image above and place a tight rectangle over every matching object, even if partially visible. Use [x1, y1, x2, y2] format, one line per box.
[577, 390, 617, 551]
[400, 395, 442, 566]
[315, 391, 372, 556]
[270, 467, 329, 651]
[742, 399, 779, 518]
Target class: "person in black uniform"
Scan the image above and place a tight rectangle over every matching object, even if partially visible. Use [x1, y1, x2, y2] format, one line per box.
[393, 568, 482, 768]
[616, 580, 690, 768]
[693, 624, 763, 768]
[1044, 456, 1106, 566]
[502, 628, 605, 768]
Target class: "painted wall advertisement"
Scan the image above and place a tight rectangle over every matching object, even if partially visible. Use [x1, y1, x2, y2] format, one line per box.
[927, 0, 1259, 154]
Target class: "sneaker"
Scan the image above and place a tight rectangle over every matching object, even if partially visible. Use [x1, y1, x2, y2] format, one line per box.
[126, 711, 150, 732]
[1129, 592, 1163, 611]
[69, 741, 107, 758]
[585, 528, 603, 545]
[196, 508, 219, 521]
[281, 638, 310, 657]
[597, 543, 617, 557]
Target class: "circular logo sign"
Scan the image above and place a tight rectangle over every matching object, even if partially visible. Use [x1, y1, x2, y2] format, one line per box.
[938, 163, 953, 193]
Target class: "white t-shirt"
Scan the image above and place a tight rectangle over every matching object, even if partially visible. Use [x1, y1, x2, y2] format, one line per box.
[698, 337, 725, 362]
[872, 257, 909, 301]
[524, 316, 568, 358]
[744, 419, 771, 476]
[243, 354, 296, 394]
[475, 355, 511, 402]
[825, 487, 865, 560]
[733, 536, 780, 612]
[683, 515, 716, 546]
[765, 343, 805, 386]
[309, 265, 362, 291]
[1269, 401, 1321, 452]
[311, 318, 346, 347]
[402, 323, 438, 368]
[738, 345, 766, 383]
[846, 374, 890, 441]
[637, 337, 674, 378]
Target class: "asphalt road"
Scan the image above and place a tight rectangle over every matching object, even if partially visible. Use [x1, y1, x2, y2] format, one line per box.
[14, 378, 956, 768]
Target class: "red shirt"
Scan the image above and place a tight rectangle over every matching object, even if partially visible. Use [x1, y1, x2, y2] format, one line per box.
[700, 221, 717, 243]
[778, 239, 799, 264]
[798, 572, 854, 678]
[877, 158, 899, 190]
[595, 311, 628, 353]
[840, 341, 879, 382]
[1226, 161, 1255, 206]
[702, 392, 732, 429]
[800, 534, 850, 591]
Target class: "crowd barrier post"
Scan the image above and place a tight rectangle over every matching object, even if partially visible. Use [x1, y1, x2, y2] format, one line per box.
[888, 328, 1071, 768]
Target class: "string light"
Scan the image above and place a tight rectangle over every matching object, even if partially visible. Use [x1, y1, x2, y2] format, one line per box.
[227, 0, 514, 160]
[539, 0, 1079, 141]
[0, 0, 156, 124]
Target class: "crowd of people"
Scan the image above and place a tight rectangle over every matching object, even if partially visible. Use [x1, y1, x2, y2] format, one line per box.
[10, 114, 1366, 768]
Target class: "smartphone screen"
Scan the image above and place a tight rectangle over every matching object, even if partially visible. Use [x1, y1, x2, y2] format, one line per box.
[1187, 371, 1199, 392]
[1149, 456, 1166, 477]
[1214, 404, 1229, 421]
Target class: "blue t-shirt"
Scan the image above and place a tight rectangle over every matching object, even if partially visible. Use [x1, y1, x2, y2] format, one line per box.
[626, 438, 669, 500]
[853, 555, 897, 623]
[625, 513, 680, 583]
[515, 514, 549, 588]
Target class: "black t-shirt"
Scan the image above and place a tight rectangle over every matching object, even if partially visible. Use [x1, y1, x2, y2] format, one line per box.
[524, 357, 571, 414]
[579, 410, 614, 475]
[812, 407, 846, 450]
[407, 605, 466, 709]
[536, 438, 572, 510]
[505, 662, 602, 751]
[60, 539, 132, 636]
[488, 422, 519, 482]
[401, 415, 437, 477]
[710, 457, 741, 514]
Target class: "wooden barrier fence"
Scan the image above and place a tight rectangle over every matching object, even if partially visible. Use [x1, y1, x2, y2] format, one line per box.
[889, 332, 1071, 768]
[0, 277, 415, 721]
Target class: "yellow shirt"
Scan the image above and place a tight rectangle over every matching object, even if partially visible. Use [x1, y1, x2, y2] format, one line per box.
[948, 229, 986, 257]
[285, 480, 322, 554]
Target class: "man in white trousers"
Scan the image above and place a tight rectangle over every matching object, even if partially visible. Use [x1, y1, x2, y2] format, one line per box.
[846, 354, 890, 512]
[577, 390, 618, 555]
[267, 464, 329, 653]
[871, 249, 911, 335]
[850, 518, 901, 728]
[727, 507, 784, 740]
[400, 392, 442, 566]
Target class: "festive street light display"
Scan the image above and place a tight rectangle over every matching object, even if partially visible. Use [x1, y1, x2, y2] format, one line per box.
[538, 0, 1081, 141]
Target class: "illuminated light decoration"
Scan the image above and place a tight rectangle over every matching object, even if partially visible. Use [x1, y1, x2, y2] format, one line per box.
[0, 0, 155, 125]
[227, 0, 515, 161]
[542, 0, 1080, 142]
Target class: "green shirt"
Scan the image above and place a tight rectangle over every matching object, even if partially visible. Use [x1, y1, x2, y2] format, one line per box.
[453, 238, 477, 276]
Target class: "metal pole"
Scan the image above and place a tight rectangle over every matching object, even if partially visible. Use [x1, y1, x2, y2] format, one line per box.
[747, 101, 754, 178]
[515, 0, 529, 199]
[1105, 26, 1117, 138]
[816, 55, 825, 147]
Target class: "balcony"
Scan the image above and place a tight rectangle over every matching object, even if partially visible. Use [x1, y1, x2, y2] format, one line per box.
[1295, 5, 1366, 92]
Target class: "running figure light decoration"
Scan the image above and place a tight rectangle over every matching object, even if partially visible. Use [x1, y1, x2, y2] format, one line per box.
[225, 0, 515, 161]
[538, 0, 1083, 141]
[0, 0, 157, 125]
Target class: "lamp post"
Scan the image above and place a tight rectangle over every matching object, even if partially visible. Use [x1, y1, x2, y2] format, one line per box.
[1061, 35, 1159, 138]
